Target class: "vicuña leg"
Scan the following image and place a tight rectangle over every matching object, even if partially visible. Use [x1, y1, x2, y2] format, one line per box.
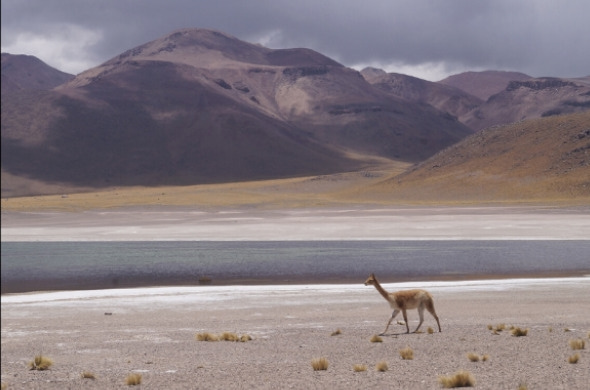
[402, 309, 410, 333]
[381, 309, 400, 335]
[414, 304, 426, 333]
[426, 300, 442, 332]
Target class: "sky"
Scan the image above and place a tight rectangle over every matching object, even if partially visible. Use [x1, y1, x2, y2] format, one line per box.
[2, 0, 589, 81]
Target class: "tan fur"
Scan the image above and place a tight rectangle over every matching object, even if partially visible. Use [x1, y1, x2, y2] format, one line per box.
[364, 273, 441, 335]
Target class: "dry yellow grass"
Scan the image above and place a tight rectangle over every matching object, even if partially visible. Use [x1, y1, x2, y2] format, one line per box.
[511, 327, 528, 337]
[400, 347, 414, 360]
[481, 354, 489, 362]
[28, 355, 53, 371]
[219, 332, 239, 342]
[568, 354, 580, 364]
[466, 353, 480, 362]
[438, 370, 476, 388]
[353, 364, 367, 372]
[569, 339, 585, 350]
[331, 329, 342, 336]
[370, 334, 383, 343]
[81, 371, 96, 379]
[518, 383, 528, 390]
[495, 323, 506, 332]
[375, 361, 389, 372]
[427, 327, 434, 334]
[195, 332, 219, 342]
[0, 163, 408, 212]
[125, 373, 142, 385]
[311, 357, 329, 371]
[196, 332, 252, 342]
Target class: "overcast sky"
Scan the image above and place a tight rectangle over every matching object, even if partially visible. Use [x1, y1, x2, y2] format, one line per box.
[2, 0, 589, 81]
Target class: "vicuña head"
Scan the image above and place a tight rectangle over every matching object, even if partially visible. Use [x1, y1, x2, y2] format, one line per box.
[364, 273, 441, 335]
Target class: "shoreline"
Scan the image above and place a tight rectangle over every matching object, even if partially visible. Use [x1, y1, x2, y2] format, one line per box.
[2, 269, 590, 296]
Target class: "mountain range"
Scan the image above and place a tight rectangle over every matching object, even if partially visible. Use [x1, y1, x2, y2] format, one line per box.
[2, 28, 589, 201]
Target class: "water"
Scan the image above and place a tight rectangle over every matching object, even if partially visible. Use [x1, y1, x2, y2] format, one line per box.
[2, 241, 589, 293]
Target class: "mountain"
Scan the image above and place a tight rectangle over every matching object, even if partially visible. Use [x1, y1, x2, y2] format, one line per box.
[361, 67, 483, 120]
[361, 111, 590, 202]
[439, 70, 532, 101]
[365, 68, 590, 132]
[1, 53, 74, 93]
[462, 76, 590, 130]
[1, 28, 471, 197]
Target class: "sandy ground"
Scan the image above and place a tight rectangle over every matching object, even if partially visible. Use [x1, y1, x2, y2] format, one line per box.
[1, 278, 589, 389]
[2, 205, 590, 241]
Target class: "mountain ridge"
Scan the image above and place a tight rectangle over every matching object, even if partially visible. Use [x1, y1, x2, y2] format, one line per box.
[1, 28, 471, 197]
[2, 28, 588, 202]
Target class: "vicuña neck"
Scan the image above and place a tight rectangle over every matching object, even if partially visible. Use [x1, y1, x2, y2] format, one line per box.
[372, 278, 390, 301]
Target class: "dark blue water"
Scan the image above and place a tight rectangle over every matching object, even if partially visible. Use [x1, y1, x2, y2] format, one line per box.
[1, 241, 589, 293]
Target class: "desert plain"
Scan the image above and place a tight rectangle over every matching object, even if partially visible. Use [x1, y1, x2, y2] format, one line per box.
[2, 201, 590, 389]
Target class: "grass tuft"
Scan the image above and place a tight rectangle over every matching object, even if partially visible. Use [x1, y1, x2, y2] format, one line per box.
[427, 327, 434, 334]
[495, 323, 506, 332]
[239, 334, 253, 342]
[511, 327, 528, 337]
[28, 355, 53, 371]
[331, 329, 342, 336]
[568, 353, 580, 364]
[438, 370, 475, 388]
[125, 373, 142, 386]
[196, 332, 219, 341]
[311, 357, 329, 371]
[375, 361, 389, 372]
[487, 324, 493, 330]
[466, 353, 480, 362]
[518, 383, 528, 390]
[569, 339, 585, 350]
[400, 347, 414, 360]
[81, 371, 96, 379]
[370, 334, 383, 343]
[219, 332, 239, 342]
[353, 364, 367, 372]
[481, 354, 490, 362]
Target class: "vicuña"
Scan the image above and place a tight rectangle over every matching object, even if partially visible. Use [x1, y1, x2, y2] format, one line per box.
[364, 273, 441, 335]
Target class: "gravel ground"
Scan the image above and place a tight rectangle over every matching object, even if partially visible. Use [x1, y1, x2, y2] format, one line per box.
[2, 278, 589, 389]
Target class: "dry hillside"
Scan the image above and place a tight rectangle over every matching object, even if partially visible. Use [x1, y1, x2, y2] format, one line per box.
[360, 111, 590, 203]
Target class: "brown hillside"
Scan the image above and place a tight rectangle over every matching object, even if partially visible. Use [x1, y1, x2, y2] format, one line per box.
[439, 70, 532, 101]
[1, 28, 471, 197]
[462, 77, 590, 130]
[1, 53, 74, 93]
[361, 67, 483, 119]
[360, 111, 590, 203]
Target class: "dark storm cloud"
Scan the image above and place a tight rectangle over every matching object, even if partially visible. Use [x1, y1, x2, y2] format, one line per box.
[2, 0, 589, 80]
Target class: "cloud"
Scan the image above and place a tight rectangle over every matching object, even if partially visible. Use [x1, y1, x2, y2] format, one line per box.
[1, 24, 102, 74]
[2, 0, 589, 79]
